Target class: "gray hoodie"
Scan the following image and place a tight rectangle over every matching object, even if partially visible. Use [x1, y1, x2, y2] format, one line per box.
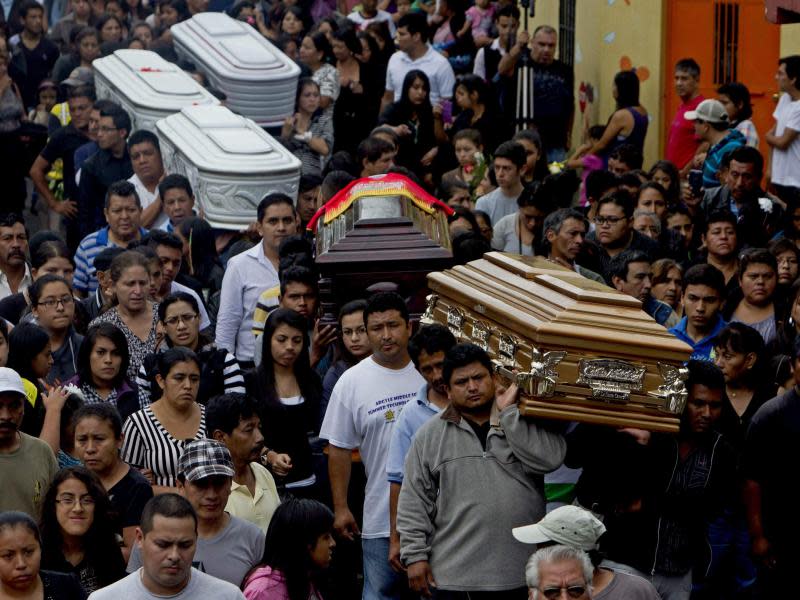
[397, 403, 566, 592]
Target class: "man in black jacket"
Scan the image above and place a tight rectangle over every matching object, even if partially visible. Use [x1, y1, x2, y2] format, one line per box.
[701, 146, 782, 248]
[566, 360, 737, 600]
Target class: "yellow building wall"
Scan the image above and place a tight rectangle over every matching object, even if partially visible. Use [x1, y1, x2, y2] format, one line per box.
[781, 23, 800, 56]
[525, 0, 665, 167]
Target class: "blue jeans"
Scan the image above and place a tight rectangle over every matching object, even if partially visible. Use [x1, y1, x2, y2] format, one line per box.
[362, 537, 404, 600]
[702, 513, 757, 595]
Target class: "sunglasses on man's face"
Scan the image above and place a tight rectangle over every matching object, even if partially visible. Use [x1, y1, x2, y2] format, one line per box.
[539, 585, 587, 599]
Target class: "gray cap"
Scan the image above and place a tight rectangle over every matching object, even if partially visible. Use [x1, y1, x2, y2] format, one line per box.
[512, 505, 606, 551]
[62, 67, 94, 87]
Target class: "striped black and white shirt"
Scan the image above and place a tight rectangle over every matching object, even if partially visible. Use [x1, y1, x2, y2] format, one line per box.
[134, 344, 246, 408]
[121, 404, 207, 487]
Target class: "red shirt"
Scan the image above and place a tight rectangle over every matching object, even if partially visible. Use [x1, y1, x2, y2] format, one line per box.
[665, 94, 704, 169]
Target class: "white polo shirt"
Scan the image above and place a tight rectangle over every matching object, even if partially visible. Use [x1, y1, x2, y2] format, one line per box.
[385, 46, 456, 106]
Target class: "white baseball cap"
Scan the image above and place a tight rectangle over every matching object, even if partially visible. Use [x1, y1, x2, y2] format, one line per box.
[512, 505, 606, 551]
[0, 367, 26, 397]
[684, 99, 729, 124]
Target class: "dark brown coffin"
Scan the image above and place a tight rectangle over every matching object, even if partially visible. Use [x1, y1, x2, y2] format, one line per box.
[422, 253, 694, 432]
[315, 193, 453, 324]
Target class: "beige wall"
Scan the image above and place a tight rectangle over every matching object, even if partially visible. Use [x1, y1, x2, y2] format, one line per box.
[525, 0, 665, 167]
[781, 23, 800, 56]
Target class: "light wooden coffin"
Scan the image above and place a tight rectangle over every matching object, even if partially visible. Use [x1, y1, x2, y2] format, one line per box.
[422, 253, 693, 432]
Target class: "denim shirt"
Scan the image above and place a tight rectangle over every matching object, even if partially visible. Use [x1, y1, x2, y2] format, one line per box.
[386, 383, 442, 483]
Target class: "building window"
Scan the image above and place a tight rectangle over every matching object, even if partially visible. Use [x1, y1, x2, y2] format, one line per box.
[559, 0, 576, 67]
[714, 1, 739, 83]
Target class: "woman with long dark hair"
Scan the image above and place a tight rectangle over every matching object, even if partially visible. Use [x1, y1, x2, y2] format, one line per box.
[176, 217, 224, 296]
[39, 466, 126, 593]
[586, 70, 649, 162]
[298, 32, 339, 114]
[122, 348, 205, 493]
[67, 322, 138, 421]
[648, 159, 681, 206]
[0, 237, 77, 326]
[242, 497, 335, 600]
[89, 251, 159, 380]
[52, 27, 100, 83]
[717, 81, 759, 148]
[379, 69, 440, 179]
[281, 78, 333, 178]
[449, 74, 497, 154]
[0, 511, 86, 599]
[714, 323, 774, 449]
[321, 300, 371, 422]
[8, 322, 57, 438]
[248, 308, 322, 497]
[30, 274, 83, 385]
[332, 27, 380, 155]
[135, 292, 244, 405]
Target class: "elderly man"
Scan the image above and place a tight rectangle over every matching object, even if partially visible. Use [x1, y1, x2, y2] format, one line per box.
[398, 343, 565, 598]
[514, 505, 660, 599]
[88, 494, 245, 599]
[525, 545, 594, 600]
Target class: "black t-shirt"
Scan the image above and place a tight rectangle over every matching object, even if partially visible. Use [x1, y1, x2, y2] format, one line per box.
[742, 386, 800, 555]
[16, 37, 59, 108]
[530, 60, 574, 149]
[40, 123, 90, 201]
[463, 416, 491, 450]
[40, 570, 87, 600]
[108, 466, 154, 530]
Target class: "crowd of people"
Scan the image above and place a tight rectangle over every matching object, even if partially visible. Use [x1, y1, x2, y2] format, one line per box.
[1, 0, 800, 598]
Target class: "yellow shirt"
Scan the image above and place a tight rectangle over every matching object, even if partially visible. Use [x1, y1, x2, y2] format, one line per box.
[225, 462, 281, 532]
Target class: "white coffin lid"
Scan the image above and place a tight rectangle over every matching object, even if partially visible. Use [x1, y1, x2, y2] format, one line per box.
[156, 105, 301, 175]
[172, 13, 300, 81]
[94, 49, 218, 110]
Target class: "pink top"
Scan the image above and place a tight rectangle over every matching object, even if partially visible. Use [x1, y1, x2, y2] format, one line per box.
[665, 94, 704, 169]
[466, 5, 495, 37]
[243, 566, 323, 600]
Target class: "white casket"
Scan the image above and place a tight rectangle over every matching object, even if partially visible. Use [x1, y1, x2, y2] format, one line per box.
[155, 104, 302, 230]
[93, 49, 219, 132]
[171, 12, 301, 127]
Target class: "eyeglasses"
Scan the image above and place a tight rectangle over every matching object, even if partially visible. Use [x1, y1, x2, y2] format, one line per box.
[55, 494, 96, 508]
[540, 585, 587, 599]
[38, 296, 74, 309]
[97, 126, 119, 133]
[163, 313, 198, 327]
[594, 215, 626, 226]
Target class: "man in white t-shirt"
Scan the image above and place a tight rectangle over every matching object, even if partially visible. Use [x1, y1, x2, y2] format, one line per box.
[766, 55, 800, 207]
[476, 141, 527, 225]
[127, 130, 168, 230]
[320, 292, 425, 600]
[347, 0, 395, 37]
[381, 12, 455, 112]
[89, 494, 245, 599]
